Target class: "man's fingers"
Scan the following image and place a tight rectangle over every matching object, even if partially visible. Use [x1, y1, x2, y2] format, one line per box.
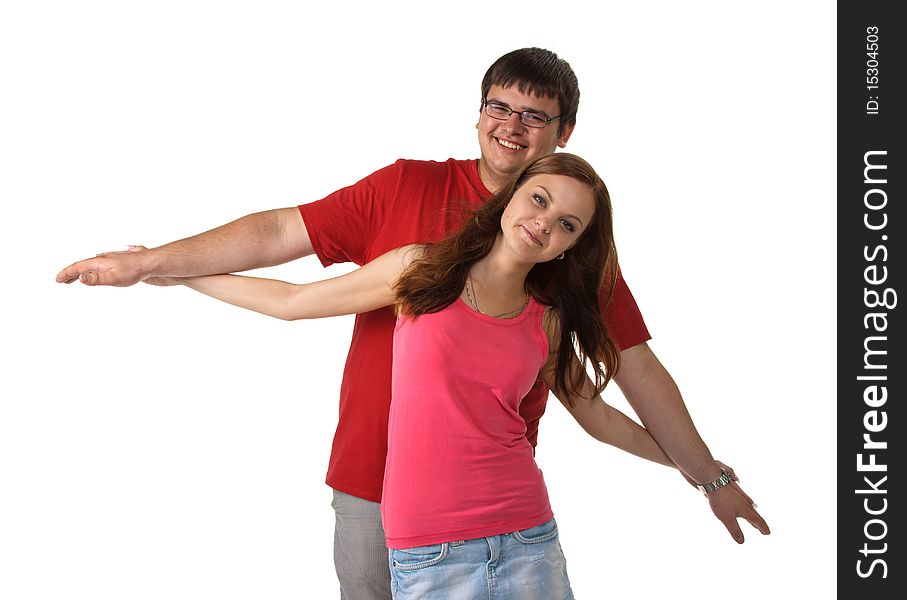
[56, 265, 77, 283]
[57, 250, 149, 287]
[710, 485, 771, 544]
[715, 460, 738, 482]
[723, 517, 745, 544]
[728, 481, 769, 534]
[58, 247, 146, 283]
[79, 271, 100, 286]
[56, 260, 94, 283]
[724, 504, 771, 544]
[745, 508, 771, 536]
[79, 270, 119, 286]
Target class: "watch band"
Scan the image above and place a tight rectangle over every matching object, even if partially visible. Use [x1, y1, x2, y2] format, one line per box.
[696, 467, 733, 495]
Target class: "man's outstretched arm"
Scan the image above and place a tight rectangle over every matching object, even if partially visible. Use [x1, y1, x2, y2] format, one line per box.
[614, 342, 770, 543]
[56, 207, 312, 286]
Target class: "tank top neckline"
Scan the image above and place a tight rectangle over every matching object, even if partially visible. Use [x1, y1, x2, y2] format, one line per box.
[454, 295, 540, 327]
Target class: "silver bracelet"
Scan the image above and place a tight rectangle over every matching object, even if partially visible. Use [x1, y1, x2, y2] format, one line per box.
[696, 468, 733, 495]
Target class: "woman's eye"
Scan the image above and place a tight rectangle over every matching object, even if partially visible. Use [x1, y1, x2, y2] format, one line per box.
[561, 220, 575, 233]
[532, 193, 546, 206]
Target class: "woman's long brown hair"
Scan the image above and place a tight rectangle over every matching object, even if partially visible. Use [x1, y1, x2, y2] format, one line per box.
[394, 153, 620, 403]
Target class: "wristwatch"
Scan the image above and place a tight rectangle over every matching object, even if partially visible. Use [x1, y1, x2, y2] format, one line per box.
[696, 468, 733, 495]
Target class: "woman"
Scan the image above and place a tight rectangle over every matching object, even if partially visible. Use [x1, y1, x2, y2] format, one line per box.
[153, 153, 675, 599]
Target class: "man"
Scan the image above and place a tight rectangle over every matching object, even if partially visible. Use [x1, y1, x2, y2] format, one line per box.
[57, 48, 768, 599]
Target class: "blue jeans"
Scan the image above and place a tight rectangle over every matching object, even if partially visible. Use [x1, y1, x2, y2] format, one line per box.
[388, 518, 574, 600]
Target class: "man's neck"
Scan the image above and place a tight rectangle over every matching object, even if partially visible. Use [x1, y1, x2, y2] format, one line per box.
[477, 160, 505, 195]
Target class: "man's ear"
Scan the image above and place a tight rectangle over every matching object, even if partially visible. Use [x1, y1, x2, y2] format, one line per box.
[556, 121, 576, 148]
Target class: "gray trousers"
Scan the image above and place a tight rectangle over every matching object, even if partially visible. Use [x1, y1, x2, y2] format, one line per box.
[332, 489, 393, 600]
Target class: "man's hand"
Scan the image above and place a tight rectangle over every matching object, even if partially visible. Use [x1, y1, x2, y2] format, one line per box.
[701, 473, 770, 543]
[614, 346, 771, 543]
[681, 460, 770, 543]
[56, 245, 154, 287]
[56, 207, 314, 288]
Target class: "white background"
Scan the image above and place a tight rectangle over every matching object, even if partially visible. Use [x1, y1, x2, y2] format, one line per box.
[1, 1, 835, 598]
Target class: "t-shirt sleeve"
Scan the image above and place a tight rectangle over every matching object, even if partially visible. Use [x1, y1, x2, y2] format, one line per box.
[601, 268, 652, 350]
[297, 161, 402, 267]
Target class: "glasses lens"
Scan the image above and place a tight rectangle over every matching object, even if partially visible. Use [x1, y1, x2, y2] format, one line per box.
[485, 103, 512, 120]
[519, 112, 548, 128]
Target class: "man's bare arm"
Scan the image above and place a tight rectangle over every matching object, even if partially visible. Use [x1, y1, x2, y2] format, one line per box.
[56, 207, 311, 286]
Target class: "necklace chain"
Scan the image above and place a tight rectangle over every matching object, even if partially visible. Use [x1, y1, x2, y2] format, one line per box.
[466, 272, 530, 319]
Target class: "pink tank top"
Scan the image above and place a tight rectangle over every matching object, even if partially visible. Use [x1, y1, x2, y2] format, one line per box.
[381, 296, 554, 549]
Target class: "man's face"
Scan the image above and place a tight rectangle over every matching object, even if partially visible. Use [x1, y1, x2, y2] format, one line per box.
[476, 84, 574, 193]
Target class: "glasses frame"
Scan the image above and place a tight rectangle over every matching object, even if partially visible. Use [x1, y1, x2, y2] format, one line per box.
[481, 99, 561, 129]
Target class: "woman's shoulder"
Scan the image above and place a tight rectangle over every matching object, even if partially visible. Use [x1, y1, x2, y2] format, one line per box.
[540, 304, 561, 345]
[393, 243, 429, 268]
[364, 244, 430, 287]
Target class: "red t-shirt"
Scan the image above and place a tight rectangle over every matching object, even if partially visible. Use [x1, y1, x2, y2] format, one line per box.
[298, 158, 651, 502]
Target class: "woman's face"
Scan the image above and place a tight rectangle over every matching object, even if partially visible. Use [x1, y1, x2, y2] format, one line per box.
[500, 173, 596, 263]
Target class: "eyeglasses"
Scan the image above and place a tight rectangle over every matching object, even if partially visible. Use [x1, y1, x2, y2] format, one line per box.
[481, 100, 561, 129]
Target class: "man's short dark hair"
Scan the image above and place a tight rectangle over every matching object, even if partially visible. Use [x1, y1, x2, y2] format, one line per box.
[481, 48, 580, 135]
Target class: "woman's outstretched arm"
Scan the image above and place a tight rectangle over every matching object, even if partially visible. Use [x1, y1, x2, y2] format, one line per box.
[539, 309, 675, 468]
[153, 244, 423, 320]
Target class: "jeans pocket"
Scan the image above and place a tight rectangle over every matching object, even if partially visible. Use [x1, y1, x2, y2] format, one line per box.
[512, 518, 559, 545]
[391, 543, 449, 572]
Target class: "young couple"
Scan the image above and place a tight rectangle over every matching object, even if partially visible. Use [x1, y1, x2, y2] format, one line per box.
[57, 48, 769, 599]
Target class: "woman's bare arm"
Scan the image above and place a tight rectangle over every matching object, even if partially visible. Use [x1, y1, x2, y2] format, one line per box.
[539, 309, 675, 468]
[164, 244, 422, 320]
